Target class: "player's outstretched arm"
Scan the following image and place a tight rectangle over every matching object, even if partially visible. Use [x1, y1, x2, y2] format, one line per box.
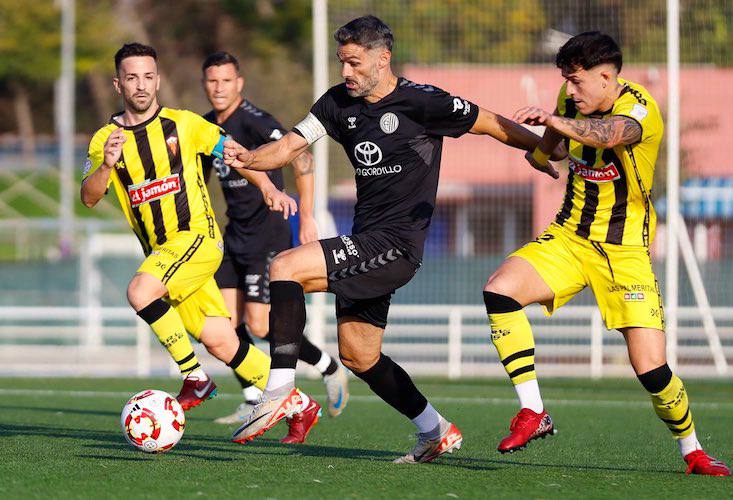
[513, 106, 641, 149]
[81, 128, 125, 208]
[224, 131, 310, 172]
[292, 150, 319, 244]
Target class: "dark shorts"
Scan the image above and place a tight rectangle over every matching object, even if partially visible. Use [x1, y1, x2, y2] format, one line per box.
[319, 232, 420, 329]
[215, 220, 292, 304]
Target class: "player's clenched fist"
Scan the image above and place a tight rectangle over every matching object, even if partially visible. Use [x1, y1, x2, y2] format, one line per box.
[513, 106, 553, 127]
[103, 127, 126, 169]
[223, 139, 254, 169]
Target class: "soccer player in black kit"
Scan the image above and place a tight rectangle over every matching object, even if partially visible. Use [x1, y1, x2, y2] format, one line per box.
[200, 52, 349, 441]
[224, 16, 564, 462]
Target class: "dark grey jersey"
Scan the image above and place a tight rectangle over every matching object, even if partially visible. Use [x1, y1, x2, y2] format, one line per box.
[294, 78, 478, 260]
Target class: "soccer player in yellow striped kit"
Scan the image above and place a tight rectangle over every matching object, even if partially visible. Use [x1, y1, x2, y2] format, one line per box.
[81, 43, 315, 416]
[483, 32, 729, 476]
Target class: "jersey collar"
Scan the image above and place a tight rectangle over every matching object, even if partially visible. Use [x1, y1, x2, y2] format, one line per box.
[110, 106, 163, 130]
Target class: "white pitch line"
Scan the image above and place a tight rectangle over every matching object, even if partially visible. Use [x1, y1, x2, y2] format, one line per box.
[0, 388, 731, 410]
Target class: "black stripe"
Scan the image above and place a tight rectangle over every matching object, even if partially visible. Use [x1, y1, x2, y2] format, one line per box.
[160, 117, 190, 231]
[195, 172, 215, 238]
[507, 364, 535, 380]
[626, 146, 651, 247]
[181, 362, 200, 373]
[662, 408, 690, 426]
[670, 421, 694, 435]
[575, 145, 600, 238]
[133, 127, 167, 246]
[576, 182, 599, 238]
[115, 152, 152, 254]
[162, 234, 204, 284]
[591, 241, 615, 282]
[501, 348, 535, 367]
[176, 351, 196, 366]
[603, 148, 629, 244]
[555, 99, 577, 227]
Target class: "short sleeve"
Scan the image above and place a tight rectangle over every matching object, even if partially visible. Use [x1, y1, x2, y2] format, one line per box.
[82, 128, 112, 188]
[612, 91, 652, 142]
[421, 88, 479, 138]
[254, 114, 288, 144]
[294, 90, 340, 144]
[188, 111, 226, 155]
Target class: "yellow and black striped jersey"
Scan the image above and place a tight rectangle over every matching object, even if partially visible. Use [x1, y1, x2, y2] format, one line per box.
[83, 107, 223, 254]
[554, 78, 663, 247]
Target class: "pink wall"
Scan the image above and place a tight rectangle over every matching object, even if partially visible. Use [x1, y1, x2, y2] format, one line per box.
[405, 65, 733, 233]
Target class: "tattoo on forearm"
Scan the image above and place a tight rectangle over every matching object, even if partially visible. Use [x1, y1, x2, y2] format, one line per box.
[555, 116, 641, 148]
[293, 153, 314, 176]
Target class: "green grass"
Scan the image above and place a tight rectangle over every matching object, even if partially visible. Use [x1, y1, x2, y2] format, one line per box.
[0, 377, 731, 499]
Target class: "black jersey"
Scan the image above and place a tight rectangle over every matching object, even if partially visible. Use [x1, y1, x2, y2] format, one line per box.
[203, 100, 287, 224]
[294, 77, 478, 260]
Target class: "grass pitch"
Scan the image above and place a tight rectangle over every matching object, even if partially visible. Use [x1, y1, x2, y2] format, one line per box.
[0, 377, 731, 499]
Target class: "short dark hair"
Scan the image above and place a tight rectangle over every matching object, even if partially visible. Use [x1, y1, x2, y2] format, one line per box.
[115, 43, 157, 73]
[555, 31, 622, 73]
[202, 51, 240, 74]
[334, 15, 393, 51]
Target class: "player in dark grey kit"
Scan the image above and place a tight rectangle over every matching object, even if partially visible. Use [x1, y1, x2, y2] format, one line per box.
[224, 16, 564, 459]
[200, 52, 349, 434]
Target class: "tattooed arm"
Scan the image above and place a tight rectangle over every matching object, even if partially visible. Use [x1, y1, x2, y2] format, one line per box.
[547, 115, 642, 149]
[292, 150, 319, 244]
[513, 106, 642, 149]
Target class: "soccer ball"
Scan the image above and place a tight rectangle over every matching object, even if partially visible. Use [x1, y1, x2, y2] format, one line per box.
[121, 389, 185, 453]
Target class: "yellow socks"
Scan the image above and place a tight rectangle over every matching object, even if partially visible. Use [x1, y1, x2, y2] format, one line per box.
[638, 364, 695, 439]
[227, 340, 270, 391]
[137, 299, 200, 376]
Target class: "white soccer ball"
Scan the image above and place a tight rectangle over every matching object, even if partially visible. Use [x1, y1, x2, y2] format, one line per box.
[121, 389, 185, 453]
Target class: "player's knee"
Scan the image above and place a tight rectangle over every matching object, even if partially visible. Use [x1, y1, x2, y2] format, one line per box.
[268, 253, 294, 282]
[339, 350, 378, 374]
[126, 275, 163, 311]
[247, 318, 269, 339]
[483, 290, 522, 315]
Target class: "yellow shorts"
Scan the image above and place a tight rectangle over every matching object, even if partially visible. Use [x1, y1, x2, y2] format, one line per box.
[511, 223, 665, 331]
[137, 231, 229, 337]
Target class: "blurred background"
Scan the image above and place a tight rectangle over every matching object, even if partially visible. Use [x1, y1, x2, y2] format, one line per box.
[0, 0, 731, 379]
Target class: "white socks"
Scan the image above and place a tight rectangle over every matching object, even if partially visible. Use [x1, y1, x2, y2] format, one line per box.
[315, 351, 333, 375]
[264, 368, 295, 395]
[411, 403, 442, 435]
[515, 379, 544, 413]
[242, 385, 262, 403]
[185, 367, 207, 381]
[678, 430, 703, 457]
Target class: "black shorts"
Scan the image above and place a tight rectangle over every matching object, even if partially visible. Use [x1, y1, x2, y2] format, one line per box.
[215, 220, 292, 304]
[319, 232, 420, 329]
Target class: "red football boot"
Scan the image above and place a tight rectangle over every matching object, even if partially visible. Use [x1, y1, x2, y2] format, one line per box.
[684, 450, 731, 476]
[497, 408, 555, 453]
[176, 373, 217, 411]
[281, 396, 322, 444]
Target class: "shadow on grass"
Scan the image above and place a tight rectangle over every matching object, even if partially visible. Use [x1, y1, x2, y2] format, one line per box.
[0, 404, 119, 418]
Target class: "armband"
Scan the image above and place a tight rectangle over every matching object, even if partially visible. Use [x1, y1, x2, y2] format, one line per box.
[293, 113, 327, 145]
[211, 134, 227, 159]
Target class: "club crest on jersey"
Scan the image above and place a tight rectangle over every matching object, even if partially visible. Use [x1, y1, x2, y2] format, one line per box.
[569, 157, 621, 183]
[166, 135, 178, 157]
[354, 141, 383, 166]
[128, 174, 181, 208]
[379, 112, 399, 134]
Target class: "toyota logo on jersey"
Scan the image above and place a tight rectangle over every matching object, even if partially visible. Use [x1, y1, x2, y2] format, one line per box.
[128, 174, 181, 207]
[354, 141, 383, 166]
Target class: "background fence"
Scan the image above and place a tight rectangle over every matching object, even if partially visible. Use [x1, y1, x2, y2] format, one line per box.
[0, 0, 731, 378]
